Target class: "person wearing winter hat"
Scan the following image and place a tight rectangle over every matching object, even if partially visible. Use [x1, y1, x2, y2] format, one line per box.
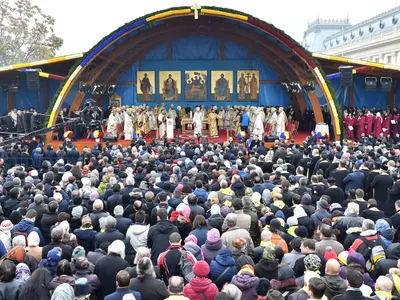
[15, 263, 31, 282]
[231, 263, 259, 300]
[39, 247, 62, 278]
[270, 264, 299, 298]
[294, 239, 326, 278]
[25, 231, 42, 262]
[281, 237, 305, 269]
[0, 260, 26, 300]
[324, 247, 338, 261]
[209, 248, 237, 290]
[295, 226, 308, 239]
[169, 203, 192, 242]
[183, 260, 219, 300]
[201, 228, 226, 264]
[0, 219, 12, 250]
[255, 278, 271, 300]
[184, 235, 204, 261]
[129, 257, 169, 300]
[50, 283, 75, 300]
[73, 215, 98, 253]
[73, 257, 100, 295]
[207, 204, 224, 234]
[311, 200, 332, 229]
[286, 216, 299, 241]
[269, 218, 289, 253]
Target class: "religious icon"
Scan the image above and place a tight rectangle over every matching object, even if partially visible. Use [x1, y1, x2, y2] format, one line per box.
[237, 70, 259, 101]
[184, 70, 207, 102]
[159, 71, 181, 101]
[137, 71, 155, 102]
[211, 71, 233, 101]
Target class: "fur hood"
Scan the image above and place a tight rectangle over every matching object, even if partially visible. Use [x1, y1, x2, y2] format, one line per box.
[270, 278, 298, 291]
[346, 227, 362, 234]
[231, 272, 259, 290]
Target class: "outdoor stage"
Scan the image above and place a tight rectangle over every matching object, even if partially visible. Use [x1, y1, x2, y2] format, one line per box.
[45, 130, 310, 152]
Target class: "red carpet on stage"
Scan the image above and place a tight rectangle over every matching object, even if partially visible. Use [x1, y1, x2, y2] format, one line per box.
[46, 130, 311, 152]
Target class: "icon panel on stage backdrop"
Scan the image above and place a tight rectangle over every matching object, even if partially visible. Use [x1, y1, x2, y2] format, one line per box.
[137, 71, 155, 102]
[159, 71, 181, 101]
[237, 70, 259, 101]
[184, 70, 207, 102]
[211, 70, 233, 101]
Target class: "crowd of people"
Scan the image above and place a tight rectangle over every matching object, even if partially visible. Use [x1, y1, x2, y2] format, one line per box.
[1, 103, 400, 300]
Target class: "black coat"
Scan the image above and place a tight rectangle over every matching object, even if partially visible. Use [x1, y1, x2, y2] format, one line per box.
[371, 173, 394, 212]
[42, 241, 73, 261]
[40, 212, 58, 244]
[293, 252, 326, 278]
[94, 254, 130, 300]
[94, 228, 125, 249]
[332, 289, 370, 300]
[207, 214, 224, 234]
[387, 181, 400, 217]
[129, 275, 169, 300]
[147, 220, 178, 265]
[361, 207, 385, 223]
[331, 169, 350, 193]
[254, 259, 279, 280]
[323, 186, 345, 205]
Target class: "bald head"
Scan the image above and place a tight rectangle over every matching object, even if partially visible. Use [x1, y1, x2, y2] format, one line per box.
[325, 259, 341, 276]
[375, 276, 393, 292]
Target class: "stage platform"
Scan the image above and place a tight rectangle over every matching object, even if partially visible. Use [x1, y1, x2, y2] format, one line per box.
[45, 130, 310, 153]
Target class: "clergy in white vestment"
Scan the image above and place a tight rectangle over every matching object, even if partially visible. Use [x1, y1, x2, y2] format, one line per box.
[107, 111, 118, 136]
[253, 108, 265, 137]
[167, 104, 177, 128]
[158, 109, 167, 138]
[269, 108, 278, 136]
[276, 107, 286, 137]
[193, 107, 204, 136]
[123, 110, 134, 140]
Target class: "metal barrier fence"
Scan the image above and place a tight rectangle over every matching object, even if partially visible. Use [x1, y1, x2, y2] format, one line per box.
[4, 155, 80, 168]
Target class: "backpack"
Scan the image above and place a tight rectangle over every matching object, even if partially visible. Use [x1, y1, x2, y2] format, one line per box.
[360, 236, 386, 272]
[179, 250, 197, 283]
[11, 224, 34, 246]
[156, 205, 172, 214]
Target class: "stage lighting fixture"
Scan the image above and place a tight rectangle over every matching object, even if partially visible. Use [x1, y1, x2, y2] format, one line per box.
[108, 84, 117, 95]
[91, 83, 101, 95]
[380, 77, 392, 92]
[100, 84, 108, 94]
[365, 77, 377, 92]
[78, 81, 91, 93]
[303, 82, 315, 92]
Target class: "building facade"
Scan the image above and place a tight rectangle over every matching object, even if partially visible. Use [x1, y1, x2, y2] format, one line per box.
[302, 6, 400, 65]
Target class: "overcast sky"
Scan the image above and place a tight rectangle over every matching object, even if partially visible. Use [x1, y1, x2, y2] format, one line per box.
[30, 0, 400, 56]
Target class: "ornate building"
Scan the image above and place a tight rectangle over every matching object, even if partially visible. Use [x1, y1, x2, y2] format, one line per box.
[302, 6, 400, 65]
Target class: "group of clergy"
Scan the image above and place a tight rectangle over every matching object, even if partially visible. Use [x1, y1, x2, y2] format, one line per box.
[343, 108, 400, 140]
[1, 108, 43, 135]
[105, 103, 288, 140]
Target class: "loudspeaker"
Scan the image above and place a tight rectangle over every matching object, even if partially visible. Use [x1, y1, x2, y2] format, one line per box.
[264, 135, 279, 142]
[26, 70, 40, 90]
[339, 66, 353, 87]
[365, 77, 377, 92]
[103, 134, 118, 142]
[381, 77, 392, 92]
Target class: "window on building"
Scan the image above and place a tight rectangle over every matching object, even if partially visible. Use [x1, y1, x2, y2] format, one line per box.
[387, 55, 392, 64]
[375, 58, 380, 63]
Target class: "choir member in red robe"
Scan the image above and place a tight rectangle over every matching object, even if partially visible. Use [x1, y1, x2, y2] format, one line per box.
[345, 114, 354, 139]
[365, 111, 374, 135]
[382, 111, 391, 135]
[356, 112, 365, 139]
[374, 112, 383, 138]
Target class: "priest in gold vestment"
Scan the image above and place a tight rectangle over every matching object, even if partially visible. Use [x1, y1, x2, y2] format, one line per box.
[208, 107, 218, 137]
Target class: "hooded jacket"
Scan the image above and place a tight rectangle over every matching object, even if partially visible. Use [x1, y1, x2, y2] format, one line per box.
[311, 209, 332, 228]
[201, 239, 226, 264]
[322, 275, 347, 300]
[209, 249, 237, 289]
[12, 219, 45, 246]
[0, 279, 25, 300]
[74, 227, 98, 253]
[376, 219, 394, 247]
[255, 258, 279, 280]
[207, 214, 224, 234]
[147, 220, 179, 265]
[183, 276, 219, 300]
[126, 224, 150, 251]
[231, 272, 259, 300]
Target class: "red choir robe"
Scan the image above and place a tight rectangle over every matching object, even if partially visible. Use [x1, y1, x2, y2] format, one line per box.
[382, 114, 391, 135]
[393, 114, 400, 136]
[374, 115, 383, 138]
[365, 114, 374, 134]
[356, 115, 365, 139]
[345, 116, 354, 139]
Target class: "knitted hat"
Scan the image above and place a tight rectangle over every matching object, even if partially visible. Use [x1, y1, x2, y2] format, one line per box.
[256, 278, 271, 297]
[287, 217, 298, 227]
[278, 264, 295, 281]
[47, 248, 62, 263]
[294, 226, 308, 238]
[185, 235, 198, 244]
[317, 199, 329, 210]
[304, 254, 321, 272]
[207, 228, 220, 243]
[270, 218, 282, 231]
[176, 203, 190, 219]
[235, 255, 255, 270]
[0, 220, 13, 232]
[262, 244, 276, 260]
[74, 278, 92, 297]
[324, 246, 338, 261]
[239, 264, 255, 275]
[193, 261, 210, 277]
[72, 246, 86, 260]
[15, 263, 30, 282]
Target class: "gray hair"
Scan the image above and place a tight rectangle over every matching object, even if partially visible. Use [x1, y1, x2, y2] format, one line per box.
[105, 216, 117, 228]
[134, 247, 151, 264]
[242, 196, 251, 208]
[126, 176, 135, 186]
[93, 199, 103, 211]
[114, 205, 124, 217]
[51, 226, 64, 241]
[261, 229, 272, 242]
[220, 180, 228, 189]
[34, 194, 43, 204]
[222, 284, 243, 300]
[12, 236, 26, 248]
[226, 213, 237, 228]
[169, 276, 185, 294]
[299, 177, 308, 187]
[362, 219, 375, 231]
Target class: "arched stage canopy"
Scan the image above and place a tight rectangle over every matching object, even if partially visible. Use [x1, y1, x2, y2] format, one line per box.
[45, 6, 342, 140]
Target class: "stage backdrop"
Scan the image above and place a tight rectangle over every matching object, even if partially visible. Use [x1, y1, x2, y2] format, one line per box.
[108, 36, 291, 109]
